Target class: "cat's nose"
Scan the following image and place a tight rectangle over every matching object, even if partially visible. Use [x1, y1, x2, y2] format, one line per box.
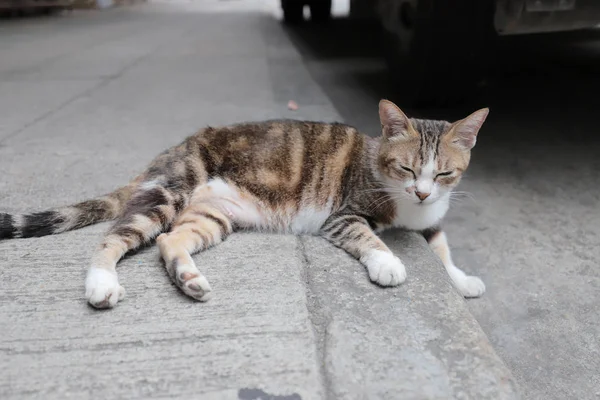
[416, 191, 430, 201]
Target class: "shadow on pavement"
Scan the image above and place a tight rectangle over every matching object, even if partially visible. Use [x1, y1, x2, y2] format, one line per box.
[282, 18, 600, 142]
[280, 17, 600, 400]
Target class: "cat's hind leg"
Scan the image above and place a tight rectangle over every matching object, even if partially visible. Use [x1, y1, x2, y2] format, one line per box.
[156, 199, 233, 301]
[85, 186, 182, 308]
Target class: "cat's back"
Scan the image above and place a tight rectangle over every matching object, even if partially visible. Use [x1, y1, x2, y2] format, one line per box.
[195, 119, 361, 148]
[187, 119, 367, 207]
[192, 119, 365, 169]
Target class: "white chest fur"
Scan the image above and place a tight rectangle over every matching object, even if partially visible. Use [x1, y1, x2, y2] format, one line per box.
[391, 194, 450, 231]
[290, 203, 333, 234]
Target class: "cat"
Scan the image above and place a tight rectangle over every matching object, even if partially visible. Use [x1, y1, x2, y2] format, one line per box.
[0, 100, 489, 309]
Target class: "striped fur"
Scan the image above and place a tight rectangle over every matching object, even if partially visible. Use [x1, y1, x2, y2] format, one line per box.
[1, 100, 490, 308]
[0, 185, 135, 239]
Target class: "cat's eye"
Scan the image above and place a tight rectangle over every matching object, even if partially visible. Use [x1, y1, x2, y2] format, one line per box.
[398, 165, 416, 178]
[435, 171, 453, 178]
[399, 165, 415, 174]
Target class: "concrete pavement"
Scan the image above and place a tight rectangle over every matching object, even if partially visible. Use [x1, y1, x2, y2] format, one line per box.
[0, 3, 517, 399]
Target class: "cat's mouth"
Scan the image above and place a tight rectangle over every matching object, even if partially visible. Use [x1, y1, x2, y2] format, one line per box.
[417, 197, 436, 206]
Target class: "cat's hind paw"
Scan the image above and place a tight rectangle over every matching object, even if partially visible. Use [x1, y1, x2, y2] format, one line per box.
[85, 267, 125, 309]
[456, 275, 486, 298]
[361, 249, 407, 287]
[175, 264, 212, 301]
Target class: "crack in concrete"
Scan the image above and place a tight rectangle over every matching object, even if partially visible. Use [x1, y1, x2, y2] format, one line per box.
[296, 235, 334, 400]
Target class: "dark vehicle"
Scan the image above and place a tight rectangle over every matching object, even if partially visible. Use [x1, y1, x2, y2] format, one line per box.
[281, 0, 600, 105]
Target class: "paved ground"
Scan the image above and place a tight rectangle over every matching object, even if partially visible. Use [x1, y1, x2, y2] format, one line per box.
[286, 18, 600, 400]
[3, 1, 598, 399]
[0, 2, 516, 400]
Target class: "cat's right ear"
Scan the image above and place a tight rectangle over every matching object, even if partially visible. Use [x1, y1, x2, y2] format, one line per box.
[379, 100, 413, 140]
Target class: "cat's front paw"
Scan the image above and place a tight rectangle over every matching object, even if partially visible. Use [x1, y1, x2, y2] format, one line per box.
[361, 249, 407, 287]
[85, 267, 125, 309]
[456, 275, 486, 298]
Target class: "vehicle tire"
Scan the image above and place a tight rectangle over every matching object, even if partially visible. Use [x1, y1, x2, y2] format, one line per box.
[282, 0, 305, 24]
[380, 0, 495, 107]
[309, 0, 332, 23]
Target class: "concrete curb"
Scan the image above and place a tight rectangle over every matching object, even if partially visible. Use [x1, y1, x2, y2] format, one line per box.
[300, 231, 520, 399]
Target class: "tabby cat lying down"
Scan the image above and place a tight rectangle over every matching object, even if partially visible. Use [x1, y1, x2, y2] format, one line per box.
[0, 100, 489, 309]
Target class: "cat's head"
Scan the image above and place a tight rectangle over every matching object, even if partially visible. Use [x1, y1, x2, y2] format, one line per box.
[377, 99, 489, 205]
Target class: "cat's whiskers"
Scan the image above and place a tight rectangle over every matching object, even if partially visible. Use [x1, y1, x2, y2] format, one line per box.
[360, 186, 406, 196]
[359, 188, 390, 194]
[366, 193, 401, 214]
[449, 191, 475, 200]
[448, 191, 476, 205]
[361, 184, 409, 212]
[450, 190, 474, 198]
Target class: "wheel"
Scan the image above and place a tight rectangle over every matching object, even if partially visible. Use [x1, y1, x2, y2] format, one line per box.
[309, 0, 332, 23]
[380, 0, 495, 107]
[281, 0, 305, 24]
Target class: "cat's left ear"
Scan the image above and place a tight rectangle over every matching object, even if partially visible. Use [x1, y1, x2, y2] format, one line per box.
[448, 108, 489, 150]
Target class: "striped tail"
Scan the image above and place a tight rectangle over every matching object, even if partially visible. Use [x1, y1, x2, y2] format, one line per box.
[0, 185, 135, 240]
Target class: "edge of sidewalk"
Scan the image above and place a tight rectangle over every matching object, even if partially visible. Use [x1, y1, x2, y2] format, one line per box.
[298, 229, 521, 400]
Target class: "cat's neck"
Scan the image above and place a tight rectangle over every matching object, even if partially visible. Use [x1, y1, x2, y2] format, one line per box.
[391, 193, 450, 231]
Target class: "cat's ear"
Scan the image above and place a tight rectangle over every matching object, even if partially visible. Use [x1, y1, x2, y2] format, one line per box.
[448, 108, 489, 150]
[379, 99, 414, 140]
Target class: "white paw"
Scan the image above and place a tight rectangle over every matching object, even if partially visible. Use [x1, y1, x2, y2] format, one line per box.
[456, 275, 486, 298]
[175, 264, 212, 301]
[361, 249, 407, 287]
[85, 267, 125, 309]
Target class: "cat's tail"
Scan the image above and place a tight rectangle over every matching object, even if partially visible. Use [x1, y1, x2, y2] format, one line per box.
[0, 184, 136, 240]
